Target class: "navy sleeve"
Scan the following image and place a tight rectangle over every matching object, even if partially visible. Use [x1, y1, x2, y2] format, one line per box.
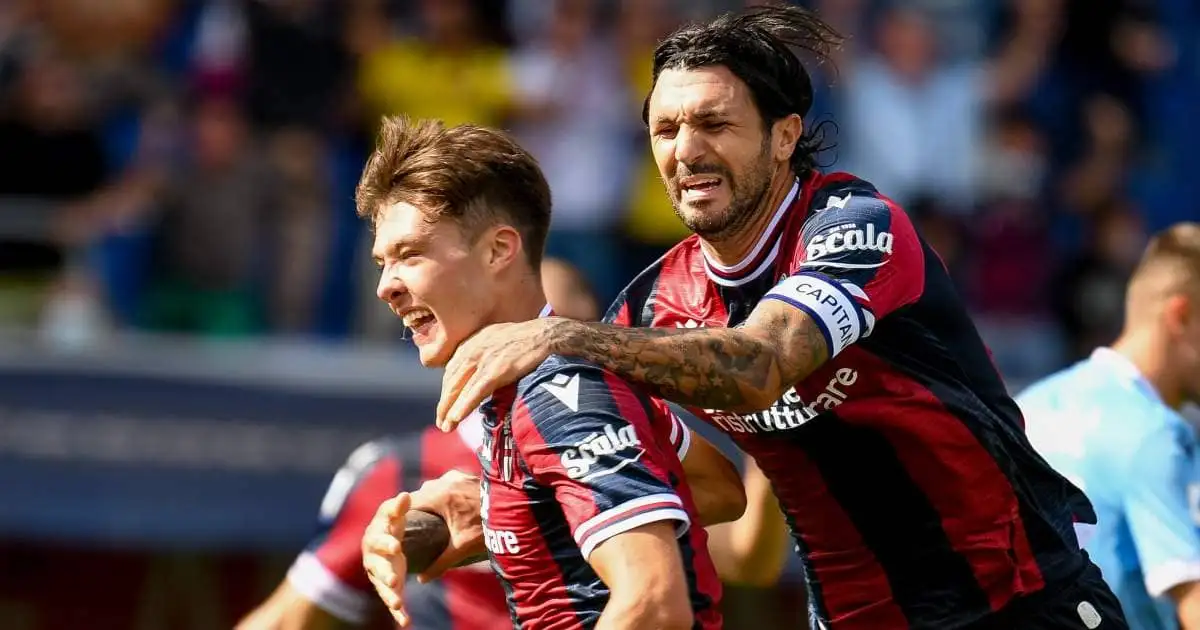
[511, 366, 690, 560]
[764, 191, 925, 357]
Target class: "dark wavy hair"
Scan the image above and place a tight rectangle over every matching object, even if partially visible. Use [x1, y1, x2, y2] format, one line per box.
[642, 4, 843, 175]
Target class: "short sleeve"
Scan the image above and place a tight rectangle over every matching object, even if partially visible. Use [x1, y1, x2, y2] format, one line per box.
[648, 397, 693, 461]
[286, 442, 401, 623]
[511, 367, 690, 560]
[763, 191, 925, 357]
[1123, 424, 1200, 597]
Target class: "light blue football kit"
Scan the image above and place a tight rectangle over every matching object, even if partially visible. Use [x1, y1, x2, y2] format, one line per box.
[1019, 348, 1200, 630]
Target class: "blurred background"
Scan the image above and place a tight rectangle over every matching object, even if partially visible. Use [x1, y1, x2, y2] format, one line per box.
[0, 0, 1196, 627]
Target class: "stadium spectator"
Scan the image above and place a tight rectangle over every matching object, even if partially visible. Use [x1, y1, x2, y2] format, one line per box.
[509, 0, 635, 307]
[356, 0, 513, 129]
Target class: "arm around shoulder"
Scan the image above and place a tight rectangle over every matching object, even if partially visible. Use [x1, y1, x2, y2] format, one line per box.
[547, 301, 830, 413]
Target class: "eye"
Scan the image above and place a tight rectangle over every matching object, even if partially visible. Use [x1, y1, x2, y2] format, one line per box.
[654, 125, 678, 140]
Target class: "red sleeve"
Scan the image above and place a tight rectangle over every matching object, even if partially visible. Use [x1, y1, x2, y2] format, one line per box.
[285, 442, 401, 623]
[763, 192, 925, 357]
[511, 368, 689, 560]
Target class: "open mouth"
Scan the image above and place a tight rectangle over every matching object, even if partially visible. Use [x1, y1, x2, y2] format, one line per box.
[679, 175, 723, 197]
[401, 308, 437, 340]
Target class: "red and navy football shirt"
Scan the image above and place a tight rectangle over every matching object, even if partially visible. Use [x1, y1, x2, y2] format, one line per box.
[286, 416, 509, 628]
[605, 171, 1095, 630]
[478, 355, 722, 630]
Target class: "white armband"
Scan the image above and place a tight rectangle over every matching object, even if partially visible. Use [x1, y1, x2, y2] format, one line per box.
[764, 273, 865, 357]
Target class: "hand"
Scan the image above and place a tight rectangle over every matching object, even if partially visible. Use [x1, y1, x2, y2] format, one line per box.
[437, 318, 565, 431]
[362, 493, 413, 626]
[409, 470, 488, 581]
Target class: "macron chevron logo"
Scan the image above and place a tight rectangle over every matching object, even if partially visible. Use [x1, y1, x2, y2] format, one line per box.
[822, 193, 851, 211]
[541, 373, 580, 412]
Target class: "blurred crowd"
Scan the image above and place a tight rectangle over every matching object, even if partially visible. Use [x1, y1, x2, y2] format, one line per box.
[0, 0, 1196, 386]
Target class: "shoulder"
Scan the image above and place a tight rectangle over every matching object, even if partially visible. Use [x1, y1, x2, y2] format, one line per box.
[516, 356, 621, 404]
[333, 438, 404, 477]
[315, 437, 405, 524]
[1023, 365, 1191, 450]
[512, 357, 647, 425]
[800, 173, 906, 236]
[1019, 364, 1146, 426]
[1014, 365, 1084, 412]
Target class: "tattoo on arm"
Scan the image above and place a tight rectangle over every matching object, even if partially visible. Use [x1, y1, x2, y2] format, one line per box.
[544, 305, 829, 411]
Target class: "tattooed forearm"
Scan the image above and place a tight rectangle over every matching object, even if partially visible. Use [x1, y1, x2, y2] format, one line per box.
[542, 306, 830, 412]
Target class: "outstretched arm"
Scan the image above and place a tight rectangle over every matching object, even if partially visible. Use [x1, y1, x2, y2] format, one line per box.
[437, 303, 828, 428]
[541, 303, 826, 412]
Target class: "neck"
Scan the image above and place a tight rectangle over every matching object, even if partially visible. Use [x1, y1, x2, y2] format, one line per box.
[488, 274, 548, 325]
[699, 166, 797, 267]
[1111, 328, 1184, 409]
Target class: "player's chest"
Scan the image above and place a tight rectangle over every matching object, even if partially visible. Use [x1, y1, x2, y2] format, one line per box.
[477, 445, 565, 565]
[646, 277, 774, 331]
[701, 362, 871, 439]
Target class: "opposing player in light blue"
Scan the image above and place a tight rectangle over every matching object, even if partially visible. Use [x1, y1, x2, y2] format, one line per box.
[1020, 223, 1200, 630]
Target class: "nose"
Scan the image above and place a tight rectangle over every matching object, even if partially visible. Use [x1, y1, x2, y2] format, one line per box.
[674, 125, 706, 167]
[376, 268, 406, 305]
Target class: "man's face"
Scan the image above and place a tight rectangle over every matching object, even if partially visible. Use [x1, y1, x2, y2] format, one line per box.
[647, 65, 776, 241]
[373, 202, 494, 367]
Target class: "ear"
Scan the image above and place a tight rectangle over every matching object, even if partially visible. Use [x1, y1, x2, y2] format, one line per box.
[1163, 293, 1191, 337]
[771, 113, 804, 163]
[482, 225, 524, 274]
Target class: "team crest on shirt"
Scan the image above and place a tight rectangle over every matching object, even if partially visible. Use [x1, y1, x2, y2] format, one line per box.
[705, 367, 861, 434]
